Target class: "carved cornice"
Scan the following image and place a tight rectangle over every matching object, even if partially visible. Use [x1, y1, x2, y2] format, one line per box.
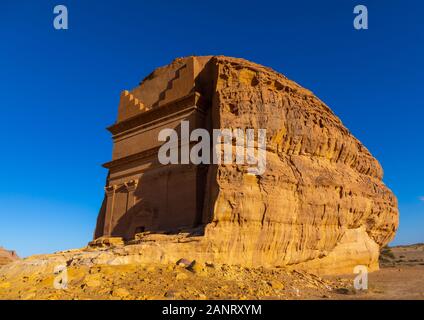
[102, 140, 203, 170]
[102, 146, 160, 169]
[107, 92, 208, 137]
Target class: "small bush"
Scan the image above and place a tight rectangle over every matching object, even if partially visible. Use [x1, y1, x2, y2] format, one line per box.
[380, 246, 395, 260]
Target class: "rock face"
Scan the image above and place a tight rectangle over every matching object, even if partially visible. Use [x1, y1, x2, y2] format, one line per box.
[0, 247, 19, 266]
[95, 56, 398, 274]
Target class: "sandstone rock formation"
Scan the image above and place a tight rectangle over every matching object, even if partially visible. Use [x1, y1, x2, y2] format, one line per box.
[0, 247, 19, 266]
[94, 56, 398, 274]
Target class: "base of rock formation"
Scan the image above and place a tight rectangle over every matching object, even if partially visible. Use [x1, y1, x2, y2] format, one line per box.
[293, 227, 380, 274]
[91, 226, 381, 276]
[0, 239, 350, 300]
[1, 242, 423, 300]
[0, 230, 379, 300]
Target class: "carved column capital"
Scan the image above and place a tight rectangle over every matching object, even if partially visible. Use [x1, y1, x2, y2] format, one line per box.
[104, 184, 117, 196]
[124, 179, 138, 192]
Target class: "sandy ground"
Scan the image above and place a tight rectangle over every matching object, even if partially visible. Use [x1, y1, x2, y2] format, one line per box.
[324, 266, 424, 300]
[325, 244, 424, 299]
[0, 262, 348, 300]
[0, 244, 423, 300]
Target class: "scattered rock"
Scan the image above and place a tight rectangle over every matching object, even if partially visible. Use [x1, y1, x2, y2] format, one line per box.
[146, 265, 157, 273]
[0, 282, 11, 289]
[268, 280, 284, 290]
[176, 258, 192, 268]
[186, 261, 205, 274]
[83, 274, 102, 288]
[335, 288, 354, 295]
[175, 272, 189, 280]
[21, 292, 36, 300]
[88, 237, 124, 248]
[164, 290, 177, 298]
[112, 287, 130, 299]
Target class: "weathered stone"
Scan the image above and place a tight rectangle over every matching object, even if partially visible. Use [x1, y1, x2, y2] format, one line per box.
[268, 280, 285, 290]
[88, 237, 124, 248]
[188, 261, 205, 274]
[112, 287, 130, 299]
[175, 272, 189, 280]
[91, 56, 398, 275]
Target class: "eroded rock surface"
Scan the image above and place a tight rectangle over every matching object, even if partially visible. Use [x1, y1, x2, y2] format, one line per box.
[0, 247, 19, 266]
[92, 56, 398, 275]
[200, 56, 398, 273]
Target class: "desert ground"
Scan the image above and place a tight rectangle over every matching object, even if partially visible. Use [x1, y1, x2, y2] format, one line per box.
[332, 244, 424, 300]
[0, 244, 423, 300]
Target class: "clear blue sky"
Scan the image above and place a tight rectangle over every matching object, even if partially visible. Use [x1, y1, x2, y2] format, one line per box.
[0, 1, 423, 257]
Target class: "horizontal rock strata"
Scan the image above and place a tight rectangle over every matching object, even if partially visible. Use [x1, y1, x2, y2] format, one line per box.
[94, 56, 398, 274]
[200, 56, 398, 273]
